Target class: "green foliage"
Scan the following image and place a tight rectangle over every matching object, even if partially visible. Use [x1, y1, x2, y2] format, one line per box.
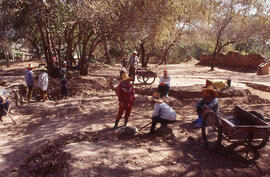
[14, 52, 23, 59]
[191, 42, 213, 59]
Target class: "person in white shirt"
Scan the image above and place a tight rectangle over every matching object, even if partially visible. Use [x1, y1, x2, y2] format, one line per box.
[158, 69, 171, 97]
[148, 92, 176, 134]
[127, 51, 139, 82]
[38, 66, 49, 102]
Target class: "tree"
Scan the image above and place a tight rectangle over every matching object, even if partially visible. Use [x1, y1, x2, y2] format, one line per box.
[204, 0, 265, 70]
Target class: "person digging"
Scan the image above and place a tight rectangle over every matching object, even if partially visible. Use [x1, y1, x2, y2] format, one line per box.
[148, 92, 176, 135]
[193, 85, 219, 128]
[114, 72, 135, 129]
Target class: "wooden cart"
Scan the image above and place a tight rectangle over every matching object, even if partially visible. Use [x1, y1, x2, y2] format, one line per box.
[136, 68, 157, 85]
[202, 105, 270, 152]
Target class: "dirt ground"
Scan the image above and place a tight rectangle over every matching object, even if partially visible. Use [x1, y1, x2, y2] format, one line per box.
[1, 61, 270, 177]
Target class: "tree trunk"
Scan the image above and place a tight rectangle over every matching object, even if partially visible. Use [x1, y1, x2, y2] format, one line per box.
[50, 33, 57, 58]
[211, 37, 220, 71]
[65, 38, 73, 65]
[34, 45, 41, 59]
[144, 54, 150, 68]
[140, 42, 146, 68]
[211, 51, 217, 71]
[58, 37, 62, 66]
[88, 37, 101, 61]
[64, 23, 78, 67]
[103, 36, 110, 64]
[5, 52, 10, 67]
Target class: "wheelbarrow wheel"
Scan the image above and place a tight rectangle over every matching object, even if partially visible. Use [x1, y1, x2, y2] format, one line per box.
[137, 75, 144, 83]
[143, 76, 156, 85]
[202, 112, 222, 151]
[248, 131, 269, 150]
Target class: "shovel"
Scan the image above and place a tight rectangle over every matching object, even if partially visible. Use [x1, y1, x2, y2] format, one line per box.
[3, 109, 16, 125]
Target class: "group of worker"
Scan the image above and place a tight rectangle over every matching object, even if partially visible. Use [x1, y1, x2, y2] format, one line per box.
[24, 61, 68, 102]
[114, 51, 226, 134]
[1, 52, 225, 134]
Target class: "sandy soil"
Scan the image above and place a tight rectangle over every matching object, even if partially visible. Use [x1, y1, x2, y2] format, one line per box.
[0, 61, 270, 177]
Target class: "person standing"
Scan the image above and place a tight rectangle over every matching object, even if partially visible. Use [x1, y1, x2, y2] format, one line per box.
[25, 64, 35, 101]
[114, 72, 135, 129]
[38, 66, 49, 102]
[193, 86, 219, 128]
[60, 61, 68, 99]
[148, 92, 176, 134]
[158, 69, 171, 97]
[127, 51, 139, 82]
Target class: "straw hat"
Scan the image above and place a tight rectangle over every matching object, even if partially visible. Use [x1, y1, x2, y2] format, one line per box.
[148, 92, 163, 103]
[39, 65, 47, 72]
[201, 85, 218, 98]
[133, 51, 138, 55]
[121, 72, 131, 81]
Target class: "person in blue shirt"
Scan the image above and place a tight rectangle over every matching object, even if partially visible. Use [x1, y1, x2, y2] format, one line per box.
[25, 64, 35, 101]
[0, 96, 10, 122]
[193, 86, 219, 128]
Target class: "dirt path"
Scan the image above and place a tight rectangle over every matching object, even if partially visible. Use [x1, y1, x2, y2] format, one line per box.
[0, 61, 270, 176]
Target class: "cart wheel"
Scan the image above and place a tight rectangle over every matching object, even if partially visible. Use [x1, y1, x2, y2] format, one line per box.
[248, 131, 269, 149]
[143, 76, 156, 85]
[137, 75, 144, 84]
[202, 112, 222, 150]
[248, 111, 265, 120]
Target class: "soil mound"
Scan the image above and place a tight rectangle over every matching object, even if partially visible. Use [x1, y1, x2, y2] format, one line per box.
[199, 51, 267, 69]
[135, 85, 251, 99]
[47, 76, 115, 99]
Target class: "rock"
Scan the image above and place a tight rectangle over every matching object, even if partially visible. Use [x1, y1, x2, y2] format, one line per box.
[116, 126, 137, 139]
[257, 62, 269, 75]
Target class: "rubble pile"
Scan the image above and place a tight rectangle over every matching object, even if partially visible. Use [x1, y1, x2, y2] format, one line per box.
[47, 76, 115, 100]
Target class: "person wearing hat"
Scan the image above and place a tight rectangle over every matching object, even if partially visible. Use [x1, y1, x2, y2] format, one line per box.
[148, 92, 176, 134]
[127, 51, 139, 82]
[59, 61, 68, 99]
[114, 72, 135, 129]
[25, 64, 35, 101]
[38, 66, 49, 102]
[158, 69, 171, 98]
[193, 85, 219, 128]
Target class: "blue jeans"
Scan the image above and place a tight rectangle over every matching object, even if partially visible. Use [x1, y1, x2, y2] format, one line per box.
[0, 101, 9, 117]
[158, 84, 170, 97]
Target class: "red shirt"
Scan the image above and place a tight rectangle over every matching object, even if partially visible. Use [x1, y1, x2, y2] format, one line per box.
[116, 82, 135, 106]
